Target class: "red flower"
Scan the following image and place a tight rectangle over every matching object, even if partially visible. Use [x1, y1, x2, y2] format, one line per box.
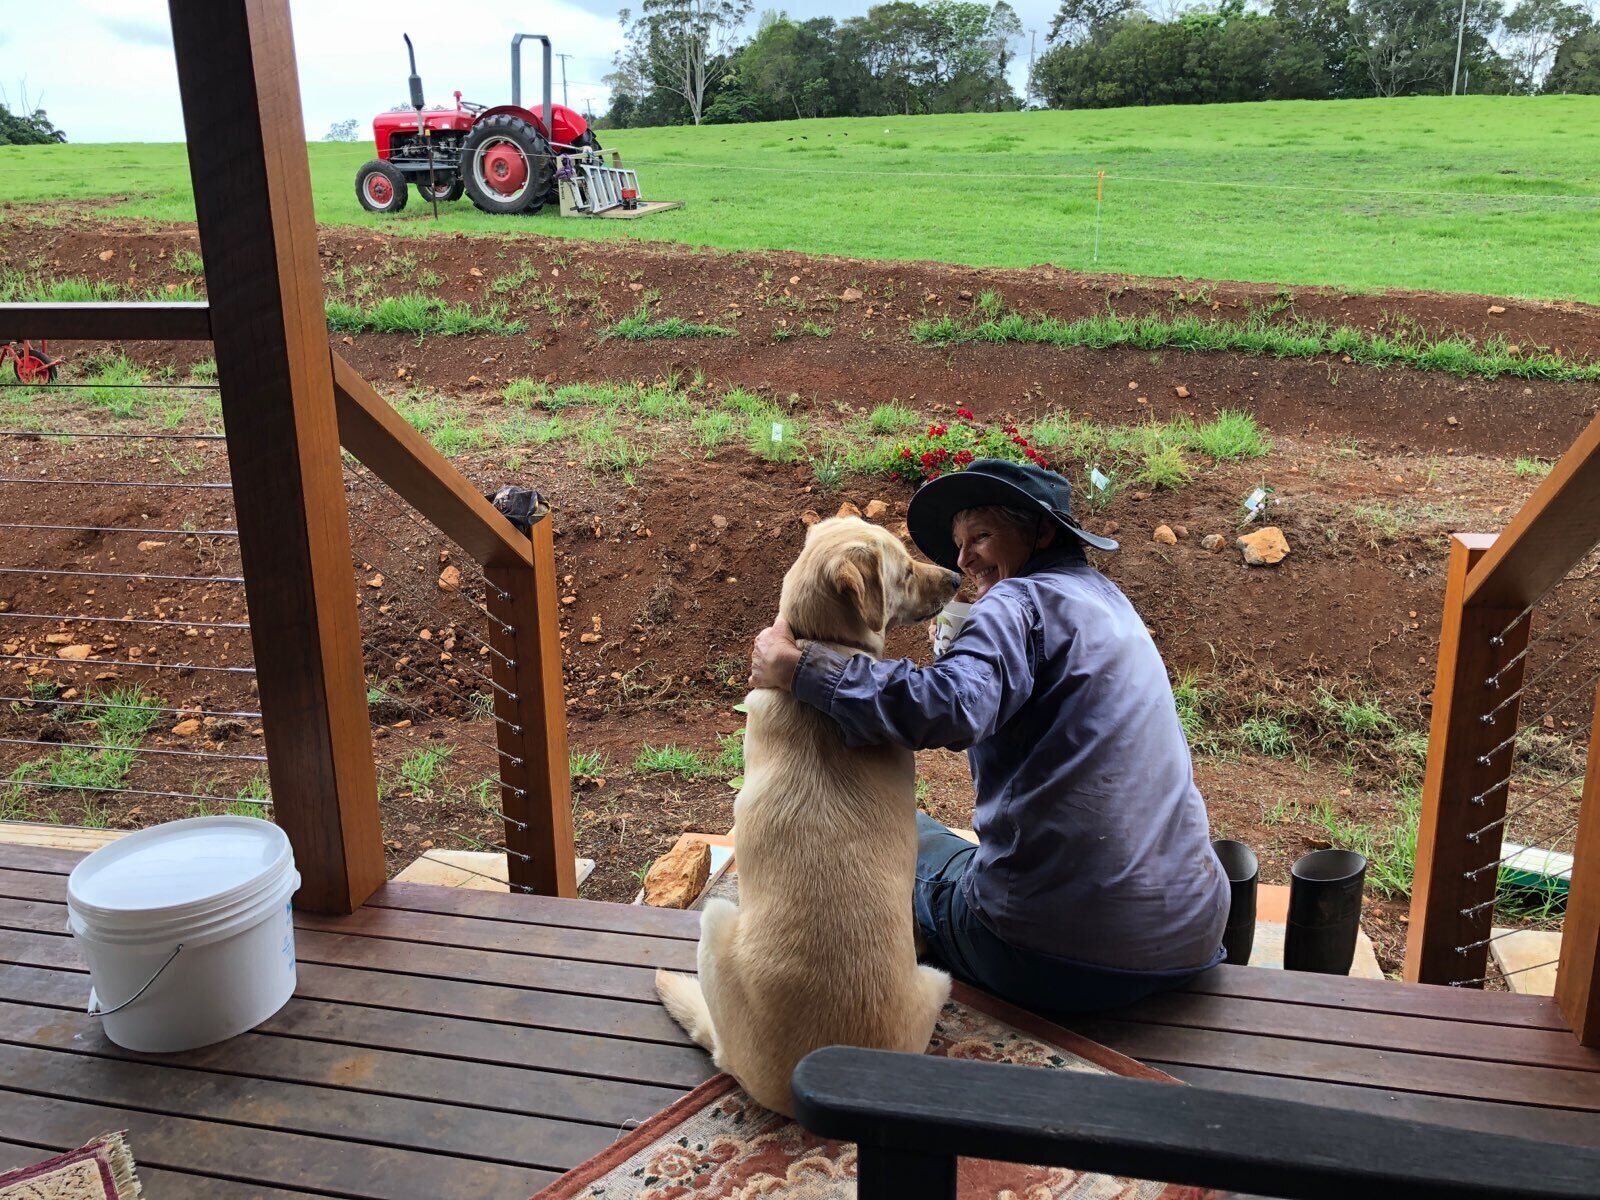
[920, 451, 936, 466]
[955, 408, 974, 420]
[899, 447, 913, 459]
[1012, 435, 1028, 446]
[927, 469, 942, 478]
[927, 423, 948, 437]
[1003, 424, 1018, 434]
[955, 449, 975, 465]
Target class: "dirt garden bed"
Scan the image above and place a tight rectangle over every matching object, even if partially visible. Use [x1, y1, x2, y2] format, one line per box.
[3, 213, 1597, 970]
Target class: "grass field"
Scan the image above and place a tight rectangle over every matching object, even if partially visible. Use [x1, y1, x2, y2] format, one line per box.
[5, 95, 1599, 302]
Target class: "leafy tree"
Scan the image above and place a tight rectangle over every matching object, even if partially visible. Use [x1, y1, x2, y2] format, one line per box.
[324, 118, 361, 141]
[1545, 24, 1600, 89]
[1046, 0, 1142, 45]
[614, 0, 755, 125]
[0, 96, 66, 145]
[1502, 0, 1593, 91]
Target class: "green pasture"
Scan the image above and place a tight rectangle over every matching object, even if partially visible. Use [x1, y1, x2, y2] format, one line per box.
[5, 95, 1599, 302]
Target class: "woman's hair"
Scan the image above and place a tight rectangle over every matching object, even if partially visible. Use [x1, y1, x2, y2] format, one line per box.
[955, 504, 1042, 535]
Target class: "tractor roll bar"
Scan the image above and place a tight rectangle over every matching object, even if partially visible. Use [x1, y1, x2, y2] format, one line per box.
[510, 34, 554, 136]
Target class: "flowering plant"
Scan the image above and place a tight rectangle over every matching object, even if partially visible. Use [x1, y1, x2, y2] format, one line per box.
[887, 409, 1050, 484]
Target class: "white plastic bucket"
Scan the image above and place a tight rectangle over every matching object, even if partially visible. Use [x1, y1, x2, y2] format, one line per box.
[66, 815, 300, 1052]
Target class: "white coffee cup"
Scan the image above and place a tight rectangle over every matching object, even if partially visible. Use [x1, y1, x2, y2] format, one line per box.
[932, 601, 972, 658]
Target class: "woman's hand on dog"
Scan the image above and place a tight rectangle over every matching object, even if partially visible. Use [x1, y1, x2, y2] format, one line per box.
[750, 616, 803, 691]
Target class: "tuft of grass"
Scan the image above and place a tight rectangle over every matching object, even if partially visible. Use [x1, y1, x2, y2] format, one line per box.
[397, 745, 454, 799]
[714, 731, 745, 776]
[1316, 688, 1397, 740]
[633, 744, 710, 777]
[1514, 457, 1553, 479]
[1312, 790, 1419, 897]
[691, 408, 740, 453]
[171, 248, 205, 276]
[324, 294, 524, 337]
[503, 377, 546, 406]
[602, 304, 735, 341]
[866, 404, 919, 434]
[1238, 713, 1295, 757]
[79, 686, 164, 745]
[1186, 410, 1269, 460]
[1171, 672, 1221, 755]
[569, 749, 609, 778]
[79, 355, 151, 418]
[912, 308, 1600, 384]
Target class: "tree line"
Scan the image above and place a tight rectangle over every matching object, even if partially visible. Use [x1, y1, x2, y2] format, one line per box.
[602, 0, 1600, 126]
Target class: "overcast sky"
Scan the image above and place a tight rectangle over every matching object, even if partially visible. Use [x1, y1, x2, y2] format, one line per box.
[2, 0, 1055, 143]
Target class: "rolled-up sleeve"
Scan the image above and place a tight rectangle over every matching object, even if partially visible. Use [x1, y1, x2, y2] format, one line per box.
[791, 587, 1038, 751]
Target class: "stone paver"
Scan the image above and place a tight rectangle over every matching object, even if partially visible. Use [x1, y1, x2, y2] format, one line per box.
[394, 849, 595, 891]
[1490, 927, 1562, 996]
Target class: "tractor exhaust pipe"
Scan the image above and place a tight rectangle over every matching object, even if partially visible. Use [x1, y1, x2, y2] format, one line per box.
[510, 33, 555, 145]
[403, 33, 425, 110]
[402, 34, 438, 220]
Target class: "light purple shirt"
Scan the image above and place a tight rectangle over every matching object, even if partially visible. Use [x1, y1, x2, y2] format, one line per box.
[793, 547, 1228, 972]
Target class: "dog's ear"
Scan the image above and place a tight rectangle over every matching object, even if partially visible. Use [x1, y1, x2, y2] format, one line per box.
[831, 547, 886, 631]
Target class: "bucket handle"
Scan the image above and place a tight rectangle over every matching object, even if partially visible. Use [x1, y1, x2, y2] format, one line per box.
[88, 942, 184, 1017]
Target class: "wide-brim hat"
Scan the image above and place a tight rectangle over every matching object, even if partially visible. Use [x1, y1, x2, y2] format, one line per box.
[905, 458, 1118, 570]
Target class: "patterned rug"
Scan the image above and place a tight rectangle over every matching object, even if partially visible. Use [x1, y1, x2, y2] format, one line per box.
[531, 982, 1208, 1200]
[0, 1133, 143, 1199]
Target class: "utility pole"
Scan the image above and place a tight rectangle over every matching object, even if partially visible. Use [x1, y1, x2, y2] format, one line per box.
[1451, 0, 1469, 94]
[555, 53, 573, 107]
[1025, 30, 1037, 108]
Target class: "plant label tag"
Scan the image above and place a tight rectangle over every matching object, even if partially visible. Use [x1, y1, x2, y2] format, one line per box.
[1089, 467, 1111, 493]
[771, 422, 784, 443]
[1243, 487, 1267, 516]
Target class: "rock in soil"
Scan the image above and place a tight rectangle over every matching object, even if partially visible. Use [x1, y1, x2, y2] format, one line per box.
[1237, 526, 1291, 566]
[643, 840, 711, 909]
[1152, 524, 1178, 545]
[1201, 533, 1226, 552]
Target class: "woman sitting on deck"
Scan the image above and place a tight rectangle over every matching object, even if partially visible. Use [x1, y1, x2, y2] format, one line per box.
[749, 458, 1228, 1014]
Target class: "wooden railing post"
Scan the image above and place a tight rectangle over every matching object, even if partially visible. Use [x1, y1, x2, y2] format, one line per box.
[1557, 684, 1600, 1044]
[487, 519, 577, 897]
[1405, 534, 1533, 987]
[168, 0, 384, 913]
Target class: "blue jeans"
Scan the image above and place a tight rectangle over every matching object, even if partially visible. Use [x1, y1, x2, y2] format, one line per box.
[913, 812, 1210, 1014]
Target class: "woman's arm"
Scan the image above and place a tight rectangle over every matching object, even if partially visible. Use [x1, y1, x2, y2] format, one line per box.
[753, 589, 1039, 751]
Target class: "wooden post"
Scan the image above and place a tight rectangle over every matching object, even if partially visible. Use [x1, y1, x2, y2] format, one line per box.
[486, 519, 577, 897]
[168, 0, 384, 913]
[1557, 682, 1600, 1045]
[1405, 534, 1532, 987]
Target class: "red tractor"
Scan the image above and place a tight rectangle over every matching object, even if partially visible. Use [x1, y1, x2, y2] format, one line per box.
[356, 33, 602, 216]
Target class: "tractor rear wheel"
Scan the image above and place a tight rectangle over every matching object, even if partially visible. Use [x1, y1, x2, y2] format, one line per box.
[356, 161, 408, 214]
[462, 115, 554, 215]
[416, 176, 464, 204]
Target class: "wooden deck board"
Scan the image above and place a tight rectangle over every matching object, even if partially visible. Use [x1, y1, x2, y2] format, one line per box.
[0, 840, 1591, 1199]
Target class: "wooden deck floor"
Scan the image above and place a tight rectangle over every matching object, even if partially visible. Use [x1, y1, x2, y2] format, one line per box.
[0, 841, 1595, 1198]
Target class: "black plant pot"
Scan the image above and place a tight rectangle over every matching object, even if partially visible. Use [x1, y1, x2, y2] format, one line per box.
[1212, 839, 1259, 967]
[1285, 848, 1367, 975]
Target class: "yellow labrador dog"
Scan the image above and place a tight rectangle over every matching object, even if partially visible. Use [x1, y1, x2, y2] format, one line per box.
[656, 516, 960, 1115]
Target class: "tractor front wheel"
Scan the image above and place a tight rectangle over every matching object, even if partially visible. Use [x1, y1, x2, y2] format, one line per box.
[356, 161, 408, 214]
[416, 176, 464, 204]
[461, 115, 554, 215]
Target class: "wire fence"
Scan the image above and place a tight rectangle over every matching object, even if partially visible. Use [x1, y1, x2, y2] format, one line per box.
[0, 378, 269, 825]
[0, 345, 535, 889]
[342, 457, 534, 892]
[1446, 546, 1600, 988]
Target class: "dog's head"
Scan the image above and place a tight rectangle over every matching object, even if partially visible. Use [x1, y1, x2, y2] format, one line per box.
[780, 517, 960, 653]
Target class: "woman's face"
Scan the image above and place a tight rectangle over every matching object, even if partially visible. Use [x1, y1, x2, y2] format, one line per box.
[952, 510, 1051, 600]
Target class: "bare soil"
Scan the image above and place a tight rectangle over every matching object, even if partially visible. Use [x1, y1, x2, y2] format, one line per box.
[4, 216, 1598, 973]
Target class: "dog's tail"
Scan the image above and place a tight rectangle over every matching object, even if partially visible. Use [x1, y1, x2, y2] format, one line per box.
[655, 969, 718, 1056]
